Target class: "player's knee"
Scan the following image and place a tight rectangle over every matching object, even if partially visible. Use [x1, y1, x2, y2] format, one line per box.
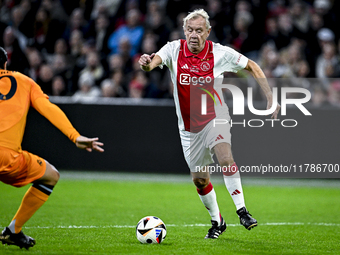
[53, 167, 60, 183]
[218, 155, 234, 168]
[51, 165, 60, 185]
[193, 177, 210, 189]
[43, 162, 60, 186]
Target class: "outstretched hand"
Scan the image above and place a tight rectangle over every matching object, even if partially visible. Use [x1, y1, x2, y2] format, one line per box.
[138, 53, 155, 66]
[267, 101, 281, 119]
[75, 136, 104, 152]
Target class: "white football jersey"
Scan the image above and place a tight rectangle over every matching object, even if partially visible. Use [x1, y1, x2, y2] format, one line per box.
[156, 39, 248, 133]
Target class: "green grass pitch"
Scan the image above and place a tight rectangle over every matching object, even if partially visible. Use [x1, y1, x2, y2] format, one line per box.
[1, 172, 340, 255]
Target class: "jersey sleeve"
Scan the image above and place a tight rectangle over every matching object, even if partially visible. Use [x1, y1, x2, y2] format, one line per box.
[30, 79, 49, 102]
[155, 40, 178, 69]
[31, 97, 80, 143]
[221, 46, 248, 73]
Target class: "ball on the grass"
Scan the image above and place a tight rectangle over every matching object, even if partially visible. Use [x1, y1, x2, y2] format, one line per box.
[136, 216, 166, 244]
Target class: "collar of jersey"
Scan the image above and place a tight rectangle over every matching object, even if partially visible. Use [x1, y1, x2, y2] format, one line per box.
[184, 40, 209, 59]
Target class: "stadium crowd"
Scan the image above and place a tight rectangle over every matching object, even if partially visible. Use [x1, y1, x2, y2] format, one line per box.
[0, 0, 339, 106]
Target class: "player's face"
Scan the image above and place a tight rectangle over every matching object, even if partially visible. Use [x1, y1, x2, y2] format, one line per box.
[184, 16, 211, 54]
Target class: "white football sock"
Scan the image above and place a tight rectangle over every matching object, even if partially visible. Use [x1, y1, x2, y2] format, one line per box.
[223, 163, 245, 210]
[197, 182, 221, 225]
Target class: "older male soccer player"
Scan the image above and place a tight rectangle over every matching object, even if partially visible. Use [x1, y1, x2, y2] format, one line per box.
[0, 47, 104, 249]
[139, 9, 280, 239]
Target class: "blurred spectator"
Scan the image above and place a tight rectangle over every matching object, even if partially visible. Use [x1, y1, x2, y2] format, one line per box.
[305, 13, 324, 76]
[165, 0, 194, 26]
[32, 7, 57, 52]
[206, 0, 228, 44]
[51, 75, 67, 96]
[85, 13, 111, 55]
[112, 69, 127, 96]
[263, 17, 279, 49]
[278, 43, 304, 78]
[276, 13, 294, 50]
[33, 7, 49, 41]
[90, 0, 122, 19]
[116, 37, 133, 73]
[100, 79, 116, 97]
[289, 1, 310, 35]
[141, 34, 157, 55]
[94, 14, 111, 54]
[144, 10, 171, 48]
[27, 49, 42, 81]
[72, 72, 101, 99]
[3, 26, 29, 73]
[54, 38, 68, 55]
[129, 70, 147, 98]
[63, 8, 88, 43]
[37, 64, 54, 95]
[41, 0, 68, 25]
[296, 60, 310, 78]
[0, 0, 14, 25]
[258, 44, 279, 74]
[69, 29, 84, 59]
[173, 12, 186, 39]
[79, 51, 105, 86]
[231, 10, 261, 56]
[0, 18, 7, 45]
[267, 0, 287, 17]
[317, 28, 335, 48]
[17, 0, 38, 38]
[69, 36, 97, 92]
[51, 54, 68, 77]
[144, 1, 171, 48]
[313, 0, 338, 33]
[108, 53, 124, 73]
[328, 80, 340, 106]
[46, 38, 69, 64]
[10, 5, 24, 32]
[312, 86, 328, 106]
[9, 6, 28, 51]
[100, 78, 126, 98]
[169, 29, 182, 41]
[107, 9, 144, 57]
[315, 43, 339, 78]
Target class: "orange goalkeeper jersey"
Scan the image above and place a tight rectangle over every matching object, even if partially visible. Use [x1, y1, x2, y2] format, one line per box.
[0, 70, 80, 152]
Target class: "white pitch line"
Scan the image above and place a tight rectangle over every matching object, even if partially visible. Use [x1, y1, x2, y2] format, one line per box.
[1, 222, 338, 230]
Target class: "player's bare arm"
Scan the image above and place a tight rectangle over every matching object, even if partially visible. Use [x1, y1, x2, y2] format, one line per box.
[245, 59, 281, 119]
[139, 53, 162, 72]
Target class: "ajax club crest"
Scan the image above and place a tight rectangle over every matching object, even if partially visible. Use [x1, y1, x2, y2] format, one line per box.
[200, 61, 210, 71]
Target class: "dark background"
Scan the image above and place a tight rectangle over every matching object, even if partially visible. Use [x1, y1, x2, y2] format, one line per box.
[21, 101, 340, 178]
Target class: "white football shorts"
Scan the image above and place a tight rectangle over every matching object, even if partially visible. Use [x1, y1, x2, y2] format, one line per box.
[180, 116, 232, 172]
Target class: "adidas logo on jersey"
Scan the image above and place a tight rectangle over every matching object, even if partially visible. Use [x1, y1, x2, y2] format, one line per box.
[181, 64, 189, 69]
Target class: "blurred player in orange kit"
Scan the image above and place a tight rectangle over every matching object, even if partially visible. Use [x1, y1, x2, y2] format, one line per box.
[0, 47, 104, 249]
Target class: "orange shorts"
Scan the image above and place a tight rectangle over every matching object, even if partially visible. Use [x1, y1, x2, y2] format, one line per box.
[0, 146, 46, 187]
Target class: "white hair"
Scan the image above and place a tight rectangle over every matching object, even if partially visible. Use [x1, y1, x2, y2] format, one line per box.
[183, 9, 211, 30]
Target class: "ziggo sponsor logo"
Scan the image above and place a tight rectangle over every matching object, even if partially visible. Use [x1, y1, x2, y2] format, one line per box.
[179, 73, 212, 85]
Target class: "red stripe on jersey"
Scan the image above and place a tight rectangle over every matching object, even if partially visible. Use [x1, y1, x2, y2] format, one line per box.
[177, 40, 216, 133]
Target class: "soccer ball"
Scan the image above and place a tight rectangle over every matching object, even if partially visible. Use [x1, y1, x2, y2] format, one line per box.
[136, 216, 167, 244]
